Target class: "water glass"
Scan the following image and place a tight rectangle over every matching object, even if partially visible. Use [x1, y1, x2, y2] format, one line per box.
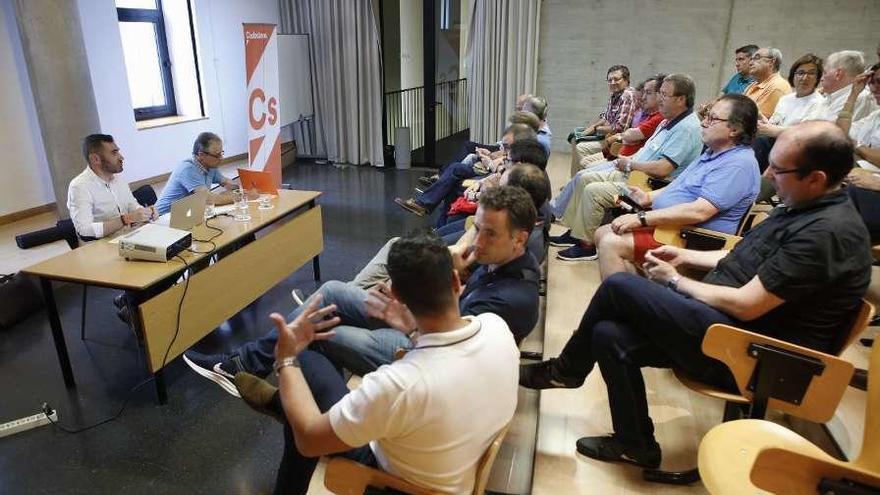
[233, 188, 251, 222]
[258, 194, 274, 210]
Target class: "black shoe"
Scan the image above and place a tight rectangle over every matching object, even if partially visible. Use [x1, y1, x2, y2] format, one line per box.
[182, 351, 247, 397]
[549, 230, 578, 247]
[556, 243, 599, 262]
[576, 435, 661, 469]
[113, 293, 126, 309]
[116, 306, 131, 324]
[851, 368, 868, 391]
[519, 359, 583, 389]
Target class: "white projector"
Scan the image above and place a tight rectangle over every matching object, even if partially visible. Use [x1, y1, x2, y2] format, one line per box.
[117, 223, 192, 262]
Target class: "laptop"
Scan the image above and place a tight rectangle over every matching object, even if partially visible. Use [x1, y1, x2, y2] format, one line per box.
[238, 168, 278, 195]
[154, 189, 209, 230]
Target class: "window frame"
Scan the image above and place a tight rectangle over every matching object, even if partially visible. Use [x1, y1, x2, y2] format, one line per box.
[116, 0, 178, 121]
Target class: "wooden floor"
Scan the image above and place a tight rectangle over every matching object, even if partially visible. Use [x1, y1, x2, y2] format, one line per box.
[2, 153, 872, 494]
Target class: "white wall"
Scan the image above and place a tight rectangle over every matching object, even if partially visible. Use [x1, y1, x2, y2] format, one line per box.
[537, 0, 880, 152]
[0, 0, 54, 216]
[76, 0, 280, 185]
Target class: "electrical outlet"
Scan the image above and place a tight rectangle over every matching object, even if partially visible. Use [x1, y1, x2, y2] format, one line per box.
[0, 410, 58, 439]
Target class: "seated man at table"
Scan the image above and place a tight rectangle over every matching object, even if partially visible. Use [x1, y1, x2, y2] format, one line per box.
[68, 133, 156, 239]
[594, 93, 761, 278]
[520, 121, 872, 469]
[244, 232, 519, 494]
[154, 132, 240, 215]
[184, 186, 540, 388]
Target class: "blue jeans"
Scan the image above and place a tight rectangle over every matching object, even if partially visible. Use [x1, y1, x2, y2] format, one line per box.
[236, 280, 411, 377]
[550, 160, 615, 218]
[555, 273, 738, 449]
[416, 161, 479, 211]
[274, 350, 378, 495]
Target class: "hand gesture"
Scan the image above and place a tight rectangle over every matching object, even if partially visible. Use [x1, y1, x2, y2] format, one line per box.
[364, 282, 417, 334]
[476, 147, 490, 156]
[463, 183, 480, 202]
[272, 295, 340, 361]
[646, 245, 688, 268]
[642, 250, 680, 286]
[615, 155, 631, 172]
[128, 207, 153, 224]
[610, 213, 641, 235]
[448, 243, 478, 274]
[627, 186, 650, 207]
[852, 69, 874, 96]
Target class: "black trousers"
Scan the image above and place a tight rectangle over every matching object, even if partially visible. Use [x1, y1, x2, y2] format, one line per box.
[555, 273, 738, 449]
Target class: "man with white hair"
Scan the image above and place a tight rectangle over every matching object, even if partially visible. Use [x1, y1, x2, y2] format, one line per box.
[743, 47, 792, 117]
[817, 50, 878, 121]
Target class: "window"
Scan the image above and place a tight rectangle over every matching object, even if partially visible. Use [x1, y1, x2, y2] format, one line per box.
[116, 0, 177, 120]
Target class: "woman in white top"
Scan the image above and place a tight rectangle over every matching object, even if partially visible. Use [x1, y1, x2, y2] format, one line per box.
[758, 53, 825, 137]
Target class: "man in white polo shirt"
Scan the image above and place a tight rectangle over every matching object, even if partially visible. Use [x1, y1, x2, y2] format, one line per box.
[236, 232, 519, 494]
[67, 133, 155, 239]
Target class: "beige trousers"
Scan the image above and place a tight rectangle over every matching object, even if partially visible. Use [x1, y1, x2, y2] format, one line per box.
[561, 169, 627, 244]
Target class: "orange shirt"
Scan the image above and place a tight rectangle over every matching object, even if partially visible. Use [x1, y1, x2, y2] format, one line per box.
[744, 73, 792, 118]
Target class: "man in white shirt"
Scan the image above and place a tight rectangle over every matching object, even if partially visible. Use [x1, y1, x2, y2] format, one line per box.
[237, 233, 519, 494]
[67, 134, 155, 239]
[817, 50, 877, 121]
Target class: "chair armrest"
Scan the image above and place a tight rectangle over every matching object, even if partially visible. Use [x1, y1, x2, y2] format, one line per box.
[626, 170, 650, 191]
[609, 141, 623, 157]
[751, 447, 880, 494]
[324, 458, 440, 495]
[701, 324, 854, 423]
[653, 226, 742, 251]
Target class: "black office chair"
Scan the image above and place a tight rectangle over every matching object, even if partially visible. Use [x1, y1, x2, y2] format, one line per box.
[132, 184, 157, 207]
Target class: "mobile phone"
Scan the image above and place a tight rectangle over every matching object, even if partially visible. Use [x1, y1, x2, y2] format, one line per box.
[617, 194, 644, 212]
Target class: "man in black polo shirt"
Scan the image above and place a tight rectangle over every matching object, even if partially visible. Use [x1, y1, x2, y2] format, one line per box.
[520, 121, 872, 468]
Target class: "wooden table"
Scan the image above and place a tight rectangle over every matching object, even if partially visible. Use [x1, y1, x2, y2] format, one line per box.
[22, 190, 323, 403]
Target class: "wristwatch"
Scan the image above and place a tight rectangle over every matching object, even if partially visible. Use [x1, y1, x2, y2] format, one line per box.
[637, 210, 648, 227]
[667, 275, 681, 292]
[274, 356, 300, 376]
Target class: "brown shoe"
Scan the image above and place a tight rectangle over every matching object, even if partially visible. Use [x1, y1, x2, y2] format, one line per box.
[234, 372, 285, 423]
[394, 197, 427, 217]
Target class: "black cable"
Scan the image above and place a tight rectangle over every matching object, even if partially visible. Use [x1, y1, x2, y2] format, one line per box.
[187, 217, 224, 254]
[44, 255, 193, 434]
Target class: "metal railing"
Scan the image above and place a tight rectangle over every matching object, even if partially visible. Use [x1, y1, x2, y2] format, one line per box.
[384, 78, 468, 150]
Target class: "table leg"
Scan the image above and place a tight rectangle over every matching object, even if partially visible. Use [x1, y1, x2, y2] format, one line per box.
[40, 277, 76, 388]
[312, 255, 321, 281]
[154, 369, 167, 404]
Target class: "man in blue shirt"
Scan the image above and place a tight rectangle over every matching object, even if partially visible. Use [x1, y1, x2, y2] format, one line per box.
[721, 45, 759, 95]
[551, 74, 704, 261]
[595, 94, 761, 279]
[183, 186, 540, 394]
[154, 132, 239, 214]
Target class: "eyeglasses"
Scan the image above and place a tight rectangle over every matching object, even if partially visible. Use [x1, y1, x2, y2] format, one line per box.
[703, 114, 730, 125]
[769, 164, 801, 175]
[201, 150, 224, 159]
[607, 76, 624, 83]
[751, 54, 773, 61]
[794, 70, 818, 77]
[658, 91, 679, 99]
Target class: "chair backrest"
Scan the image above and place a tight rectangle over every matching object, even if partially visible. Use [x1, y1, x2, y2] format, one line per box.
[55, 219, 81, 250]
[702, 323, 856, 423]
[834, 300, 875, 355]
[472, 422, 510, 494]
[855, 322, 880, 471]
[735, 203, 773, 236]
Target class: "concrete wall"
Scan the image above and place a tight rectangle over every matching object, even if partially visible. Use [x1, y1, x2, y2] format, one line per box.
[538, 0, 880, 152]
[0, 0, 54, 216]
[1, 0, 279, 216]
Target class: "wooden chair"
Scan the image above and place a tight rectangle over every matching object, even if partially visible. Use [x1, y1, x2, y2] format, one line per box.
[323, 423, 510, 495]
[698, 314, 880, 494]
[642, 300, 875, 485]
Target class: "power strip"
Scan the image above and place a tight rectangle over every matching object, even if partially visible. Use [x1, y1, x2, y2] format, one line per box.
[0, 409, 58, 439]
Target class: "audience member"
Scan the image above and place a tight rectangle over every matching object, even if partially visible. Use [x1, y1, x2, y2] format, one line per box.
[817, 50, 877, 121]
[551, 74, 703, 261]
[522, 95, 553, 155]
[521, 121, 871, 470]
[154, 132, 239, 215]
[395, 123, 536, 217]
[68, 133, 156, 239]
[185, 186, 540, 384]
[569, 65, 638, 176]
[605, 74, 667, 159]
[836, 64, 880, 169]
[252, 232, 518, 494]
[752, 53, 825, 171]
[721, 44, 759, 94]
[743, 47, 792, 117]
[595, 93, 761, 277]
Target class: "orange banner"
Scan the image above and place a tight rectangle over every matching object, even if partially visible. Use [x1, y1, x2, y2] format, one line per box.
[243, 23, 281, 187]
